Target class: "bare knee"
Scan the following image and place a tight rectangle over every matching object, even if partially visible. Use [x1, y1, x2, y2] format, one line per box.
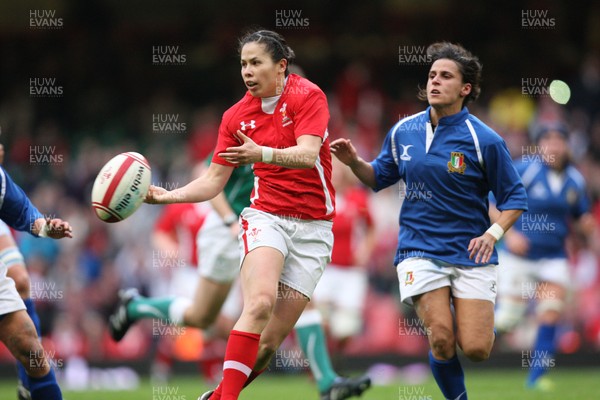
[243, 294, 275, 325]
[429, 325, 456, 360]
[186, 309, 218, 329]
[462, 343, 492, 362]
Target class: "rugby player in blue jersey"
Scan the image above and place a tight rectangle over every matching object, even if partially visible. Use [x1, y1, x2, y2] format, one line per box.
[493, 122, 594, 390]
[0, 164, 72, 400]
[331, 42, 528, 400]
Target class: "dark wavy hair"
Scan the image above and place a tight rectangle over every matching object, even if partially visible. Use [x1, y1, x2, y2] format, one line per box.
[238, 29, 296, 76]
[417, 42, 482, 107]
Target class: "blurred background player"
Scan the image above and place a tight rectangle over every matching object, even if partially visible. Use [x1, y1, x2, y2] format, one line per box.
[0, 143, 58, 400]
[110, 158, 371, 399]
[493, 122, 595, 390]
[147, 197, 210, 382]
[0, 156, 73, 400]
[313, 157, 376, 353]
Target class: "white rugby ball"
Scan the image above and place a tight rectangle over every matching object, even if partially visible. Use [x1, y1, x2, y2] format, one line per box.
[91, 152, 151, 223]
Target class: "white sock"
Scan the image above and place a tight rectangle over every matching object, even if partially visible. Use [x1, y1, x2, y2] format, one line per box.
[168, 297, 192, 325]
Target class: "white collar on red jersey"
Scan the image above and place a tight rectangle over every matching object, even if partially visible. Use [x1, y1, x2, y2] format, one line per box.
[261, 76, 289, 114]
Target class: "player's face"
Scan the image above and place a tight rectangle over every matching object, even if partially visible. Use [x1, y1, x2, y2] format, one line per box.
[240, 42, 286, 98]
[538, 130, 569, 170]
[426, 59, 471, 111]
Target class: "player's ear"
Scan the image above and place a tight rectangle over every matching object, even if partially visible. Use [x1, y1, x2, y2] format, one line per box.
[278, 58, 287, 75]
[461, 83, 472, 98]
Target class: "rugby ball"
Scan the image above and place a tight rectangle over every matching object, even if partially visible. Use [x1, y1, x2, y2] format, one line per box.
[91, 152, 151, 223]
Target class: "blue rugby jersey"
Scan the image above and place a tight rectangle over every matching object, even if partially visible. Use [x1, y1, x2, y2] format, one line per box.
[507, 161, 589, 260]
[0, 166, 44, 235]
[371, 106, 528, 267]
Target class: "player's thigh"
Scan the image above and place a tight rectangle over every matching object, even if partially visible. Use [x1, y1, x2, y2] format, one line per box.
[453, 297, 495, 360]
[239, 246, 285, 316]
[187, 276, 233, 326]
[413, 286, 455, 358]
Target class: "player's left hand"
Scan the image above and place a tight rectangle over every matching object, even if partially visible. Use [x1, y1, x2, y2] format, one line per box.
[36, 217, 73, 239]
[218, 131, 262, 165]
[468, 233, 496, 264]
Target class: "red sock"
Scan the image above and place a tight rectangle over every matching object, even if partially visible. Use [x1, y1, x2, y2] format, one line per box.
[220, 330, 260, 400]
[211, 367, 265, 399]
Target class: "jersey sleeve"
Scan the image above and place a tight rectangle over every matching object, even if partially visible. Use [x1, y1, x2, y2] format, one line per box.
[292, 90, 329, 140]
[370, 126, 401, 191]
[212, 109, 240, 167]
[484, 140, 528, 212]
[568, 168, 590, 219]
[0, 167, 44, 235]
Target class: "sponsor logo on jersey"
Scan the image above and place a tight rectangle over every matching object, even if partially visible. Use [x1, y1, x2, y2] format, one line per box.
[447, 152, 467, 174]
[400, 144, 413, 161]
[240, 120, 256, 131]
[405, 271, 414, 285]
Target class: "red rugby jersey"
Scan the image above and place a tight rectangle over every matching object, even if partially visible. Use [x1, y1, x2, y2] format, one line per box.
[331, 188, 374, 267]
[212, 74, 335, 220]
[154, 203, 208, 267]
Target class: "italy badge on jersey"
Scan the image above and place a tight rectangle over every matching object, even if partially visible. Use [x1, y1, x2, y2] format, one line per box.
[447, 152, 467, 174]
[405, 271, 414, 285]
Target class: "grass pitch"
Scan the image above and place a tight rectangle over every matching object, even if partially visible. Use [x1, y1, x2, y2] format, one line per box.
[0, 368, 598, 399]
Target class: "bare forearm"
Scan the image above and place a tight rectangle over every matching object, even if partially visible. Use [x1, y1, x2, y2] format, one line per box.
[268, 145, 317, 169]
[148, 163, 233, 205]
[495, 209, 524, 232]
[349, 158, 377, 188]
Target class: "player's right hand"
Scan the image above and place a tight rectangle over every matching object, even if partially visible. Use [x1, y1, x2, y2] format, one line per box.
[145, 185, 171, 204]
[330, 138, 358, 166]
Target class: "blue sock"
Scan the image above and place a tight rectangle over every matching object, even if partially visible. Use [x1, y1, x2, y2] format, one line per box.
[429, 351, 467, 400]
[526, 323, 556, 386]
[17, 298, 43, 391]
[29, 369, 62, 400]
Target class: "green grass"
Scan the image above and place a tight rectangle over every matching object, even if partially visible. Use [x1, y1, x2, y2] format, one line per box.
[1, 369, 598, 399]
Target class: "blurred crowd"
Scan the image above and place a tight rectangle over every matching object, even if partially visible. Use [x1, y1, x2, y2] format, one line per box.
[0, 0, 599, 372]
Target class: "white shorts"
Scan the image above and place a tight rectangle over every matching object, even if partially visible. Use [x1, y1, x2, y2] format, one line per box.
[0, 263, 25, 316]
[197, 210, 240, 283]
[313, 265, 368, 311]
[168, 265, 200, 299]
[239, 208, 333, 299]
[396, 257, 498, 306]
[497, 250, 570, 297]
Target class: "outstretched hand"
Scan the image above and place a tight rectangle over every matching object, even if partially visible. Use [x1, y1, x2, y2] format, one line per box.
[145, 185, 173, 204]
[330, 138, 359, 166]
[36, 217, 73, 239]
[218, 130, 262, 165]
